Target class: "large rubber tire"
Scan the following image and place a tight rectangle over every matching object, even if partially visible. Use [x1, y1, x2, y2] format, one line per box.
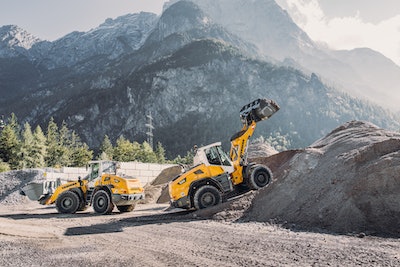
[56, 191, 80, 214]
[247, 165, 272, 190]
[193, 185, 222, 210]
[92, 190, 114, 215]
[117, 204, 135, 213]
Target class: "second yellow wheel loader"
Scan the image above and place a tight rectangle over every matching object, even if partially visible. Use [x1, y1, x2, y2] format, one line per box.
[168, 98, 280, 210]
[21, 160, 145, 214]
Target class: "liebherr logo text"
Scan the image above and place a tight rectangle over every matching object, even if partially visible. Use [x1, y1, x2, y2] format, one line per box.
[62, 183, 77, 189]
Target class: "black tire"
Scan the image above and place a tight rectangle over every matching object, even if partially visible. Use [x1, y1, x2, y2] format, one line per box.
[56, 191, 80, 214]
[92, 190, 114, 214]
[193, 185, 222, 210]
[247, 165, 272, 190]
[117, 204, 135, 213]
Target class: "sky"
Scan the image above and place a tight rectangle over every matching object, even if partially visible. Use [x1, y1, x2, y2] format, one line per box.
[275, 0, 400, 66]
[0, 0, 168, 40]
[0, 0, 399, 65]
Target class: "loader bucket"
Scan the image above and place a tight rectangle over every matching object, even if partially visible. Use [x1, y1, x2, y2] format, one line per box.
[20, 182, 46, 201]
[20, 180, 59, 202]
[240, 98, 280, 125]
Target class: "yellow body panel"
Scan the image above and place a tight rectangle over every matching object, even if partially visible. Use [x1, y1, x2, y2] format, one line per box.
[230, 121, 256, 185]
[169, 164, 225, 202]
[45, 179, 88, 205]
[94, 174, 144, 195]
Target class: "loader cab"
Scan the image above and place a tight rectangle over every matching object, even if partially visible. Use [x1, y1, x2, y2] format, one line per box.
[193, 142, 234, 174]
[87, 160, 118, 181]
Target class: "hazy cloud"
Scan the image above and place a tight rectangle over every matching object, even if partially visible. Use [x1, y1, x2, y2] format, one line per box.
[277, 0, 400, 66]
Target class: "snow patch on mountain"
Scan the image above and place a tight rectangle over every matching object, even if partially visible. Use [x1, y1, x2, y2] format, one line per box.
[0, 25, 41, 57]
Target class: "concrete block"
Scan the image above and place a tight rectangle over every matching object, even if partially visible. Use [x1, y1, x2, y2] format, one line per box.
[122, 170, 141, 177]
[148, 164, 162, 171]
[135, 162, 150, 171]
[120, 162, 137, 170]
[139, 170, 153, 177]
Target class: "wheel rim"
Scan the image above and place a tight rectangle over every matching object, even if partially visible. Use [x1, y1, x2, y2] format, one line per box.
[256, 173, 267, 185]
[97, 196, 106, 208]
[62, 198, 72, 209]
[201, 192, 216, 207]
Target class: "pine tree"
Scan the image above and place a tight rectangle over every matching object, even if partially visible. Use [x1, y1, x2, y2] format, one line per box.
[113, 136, 136, 162]
[137, 141, 157, 163]
[58, 121, 71, 166]
[32, 126, 46, 168]
[0, 114, 21, 169]
[98, 135, 113, 160]
[155, 142, 166, 163]
[45, 117, 61, 167]
[20, 122, 35, 168]
[68, 131, 93, 166]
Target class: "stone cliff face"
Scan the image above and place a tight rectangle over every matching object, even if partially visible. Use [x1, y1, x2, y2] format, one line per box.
[0, 0, 399, 157]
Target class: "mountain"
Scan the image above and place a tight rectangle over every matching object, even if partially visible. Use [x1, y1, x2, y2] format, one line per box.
[0, 25, 41, 58]
[331, 48, 400, 110]
[173, 0, 400, 111]
[30, 12, 159, 69]
[0, 0, 399, 158]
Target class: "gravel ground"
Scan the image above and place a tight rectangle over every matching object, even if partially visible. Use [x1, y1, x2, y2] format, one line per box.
[0, 202, 399, 267]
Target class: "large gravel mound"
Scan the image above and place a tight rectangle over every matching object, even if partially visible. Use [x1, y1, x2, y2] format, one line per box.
[0, 170, 45, 205]
[244, 120, 400, 236]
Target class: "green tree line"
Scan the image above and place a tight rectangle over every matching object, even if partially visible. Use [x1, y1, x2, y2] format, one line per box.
[0, 114, 177, 173]
[0, 114, 93, 172]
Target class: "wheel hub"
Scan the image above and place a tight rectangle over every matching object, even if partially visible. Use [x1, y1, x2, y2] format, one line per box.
[62, 198, 72, 208]
[201, 193, 215, 206]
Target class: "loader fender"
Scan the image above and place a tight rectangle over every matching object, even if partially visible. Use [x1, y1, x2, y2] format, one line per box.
[188, 175, 232, 206]
[70, 188, 84, 201]
[91, 186, 112, 204]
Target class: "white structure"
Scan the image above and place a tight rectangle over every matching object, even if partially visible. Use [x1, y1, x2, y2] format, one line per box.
[44, 162, 176, 185]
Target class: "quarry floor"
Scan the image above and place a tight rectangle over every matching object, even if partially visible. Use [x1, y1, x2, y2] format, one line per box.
[0, 202, 399, 267]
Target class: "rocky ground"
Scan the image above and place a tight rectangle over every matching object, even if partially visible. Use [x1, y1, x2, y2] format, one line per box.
[0, 120, 400, 266]
[0, 202, 399, 266]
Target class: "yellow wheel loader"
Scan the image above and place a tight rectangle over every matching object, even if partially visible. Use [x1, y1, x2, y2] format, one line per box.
[168, 98, 280, 209]
[21, 161, 145, 214]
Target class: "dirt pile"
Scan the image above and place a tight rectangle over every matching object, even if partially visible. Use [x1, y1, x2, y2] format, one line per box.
[248, 141, 278, 159]
[139, 165, 182, 204]
[243, 120, 400, 236]
[0, 170, 45, 205]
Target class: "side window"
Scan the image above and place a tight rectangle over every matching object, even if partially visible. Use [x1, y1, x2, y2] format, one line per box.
[205, 148, 222, 165]
[91, 164, 99, 179]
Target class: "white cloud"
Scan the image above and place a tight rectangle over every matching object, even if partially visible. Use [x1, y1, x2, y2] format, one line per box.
[281, 0, 400, 66]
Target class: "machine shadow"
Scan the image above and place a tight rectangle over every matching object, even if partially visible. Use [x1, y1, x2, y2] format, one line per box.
[64, 209, 196, 236]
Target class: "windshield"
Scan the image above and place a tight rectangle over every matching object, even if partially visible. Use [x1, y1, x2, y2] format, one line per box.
[205, 146, 231, 166]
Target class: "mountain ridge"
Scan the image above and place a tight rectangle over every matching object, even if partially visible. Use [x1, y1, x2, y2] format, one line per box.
[0, 0, 399, 157]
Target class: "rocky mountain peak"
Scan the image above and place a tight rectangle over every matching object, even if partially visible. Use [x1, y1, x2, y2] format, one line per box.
[30, 12, 158, 69]
[153, 1, 211, 41]
[0, 25, 41, 57]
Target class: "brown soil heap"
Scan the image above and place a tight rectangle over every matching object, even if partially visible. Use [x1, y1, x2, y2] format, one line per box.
[245, 120, 400, 236]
